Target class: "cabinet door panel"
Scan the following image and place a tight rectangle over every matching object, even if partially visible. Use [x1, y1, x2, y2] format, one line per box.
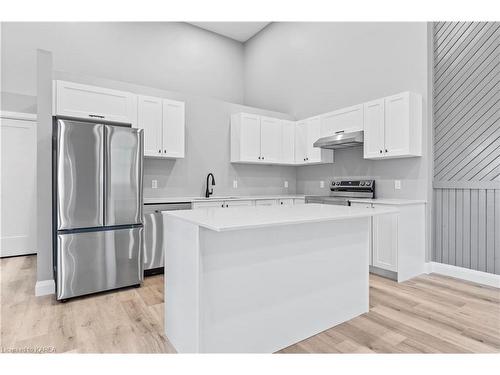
[260, 116, 282, 163]
[384, 93, 410, 155]
[55, 80, 137, 125]
[294, 122, 308, 163]
[306, 116, 322, 163]
[363, 99, 385, 159]
[281, 120, 295, 164]
[138, 95, 163, 156]
[240, 114, 262, 162]
[320, 104, 363, 136]
[162, 99, 185, 158]
[372, 212, 398, 272]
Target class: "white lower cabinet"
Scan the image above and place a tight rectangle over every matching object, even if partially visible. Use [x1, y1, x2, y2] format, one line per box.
[279, 198, 294, 206]
[350, 201, 425, 282]
[192, 197, 305, 209]
[372, 212, 398, 272]
[193, 200, 254, 209]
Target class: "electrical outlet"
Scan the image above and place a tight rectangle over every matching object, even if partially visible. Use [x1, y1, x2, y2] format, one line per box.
[284, 180, 289, 188]
[394, 180, 401, 190]
[152, 179, 158, 189]
[320, 180, 325, 188]
[233, 180, 238, 189]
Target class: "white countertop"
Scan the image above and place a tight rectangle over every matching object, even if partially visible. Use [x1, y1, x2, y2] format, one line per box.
[349, 198, 427, 205]
[144, 194, 305, 204]
[164, 203, 397, 232]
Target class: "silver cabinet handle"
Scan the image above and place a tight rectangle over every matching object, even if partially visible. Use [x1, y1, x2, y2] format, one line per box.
[89, 114, 105, 119]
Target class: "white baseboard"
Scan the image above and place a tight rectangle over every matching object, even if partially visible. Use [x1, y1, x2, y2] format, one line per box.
[35, 279, 55, 296]
[425, 262, 500, 288]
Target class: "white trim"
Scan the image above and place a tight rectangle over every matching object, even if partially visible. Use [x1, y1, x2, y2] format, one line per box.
[35, 279, 55, 296]
[425, 262, 500, 288]
[0, 111, 37, 121]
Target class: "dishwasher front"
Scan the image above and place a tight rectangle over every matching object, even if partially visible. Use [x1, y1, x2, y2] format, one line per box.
[143, 202, 192, 275]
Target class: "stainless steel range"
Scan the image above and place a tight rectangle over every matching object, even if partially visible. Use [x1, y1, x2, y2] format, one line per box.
[305, 179, 375, 206]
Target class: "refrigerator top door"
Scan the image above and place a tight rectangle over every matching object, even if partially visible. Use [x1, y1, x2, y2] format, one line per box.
[56, 119, 104, 230]
[104, 125, 143, 226]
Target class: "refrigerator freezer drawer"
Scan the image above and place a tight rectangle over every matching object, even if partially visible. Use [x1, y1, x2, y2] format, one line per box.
[56, 227, 143, 300]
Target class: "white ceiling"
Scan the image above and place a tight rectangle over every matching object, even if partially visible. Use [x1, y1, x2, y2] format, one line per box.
[188, 22, 270, 42]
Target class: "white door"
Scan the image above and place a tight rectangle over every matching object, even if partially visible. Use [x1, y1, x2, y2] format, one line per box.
[294, 122, 308, 163]
[55, 80, 137, 125]
[239, 114, 262, 162]
[320, 104, 363, 136]
[137, 95, 163, 157]
[372, 212, 398, 272]
[281, 120, 295, 164]
[162, 99, 185, 158]
[225, 200, 254, 208]
[306, 116, 322, 163]
[260, 116, 282, 163]
[384, 92, 410, 156]
[363, 99, 385, 159]
[1, 115, 37, 257]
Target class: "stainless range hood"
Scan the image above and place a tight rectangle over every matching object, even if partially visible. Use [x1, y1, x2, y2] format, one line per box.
[313, 130, 364, 150]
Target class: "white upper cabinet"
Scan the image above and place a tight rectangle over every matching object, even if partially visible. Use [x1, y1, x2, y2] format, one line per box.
[363, 92, 422, 159]
[54, 80, 137, 126]
[136, 96, 185, 159]
[260, 116, 282, 163]
[294, 121, 308, 163]
[231, 113, 261, 163]
[162, 99, 185, 158]
[138, 95, 163, 156]
[363, 98, 385, 158]
[281, 120, 296, 164]
[295, 117, 334, 165]
[320, 104, 363, 136]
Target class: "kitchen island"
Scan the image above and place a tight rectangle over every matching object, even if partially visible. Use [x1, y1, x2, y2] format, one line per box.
[163, 203, 396, 353]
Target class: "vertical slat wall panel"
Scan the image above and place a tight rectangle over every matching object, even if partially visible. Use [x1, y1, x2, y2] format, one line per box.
[432, 22, 500, 275]
[463, 190, 471, 269]
[486, 190, 495, 274]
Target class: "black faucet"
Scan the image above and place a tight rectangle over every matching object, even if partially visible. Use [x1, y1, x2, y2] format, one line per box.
[205, 173, 216, 198]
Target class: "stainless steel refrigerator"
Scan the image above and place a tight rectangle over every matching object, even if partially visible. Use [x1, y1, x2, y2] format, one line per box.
[53, 118, 144, 300]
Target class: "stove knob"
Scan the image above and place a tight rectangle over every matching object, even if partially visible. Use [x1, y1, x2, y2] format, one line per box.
[360, 181, 365, 186]
[366, 181, 371, 186]
[336, 181, 340, 186]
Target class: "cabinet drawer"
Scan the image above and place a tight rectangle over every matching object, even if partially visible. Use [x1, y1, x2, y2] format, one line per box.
[255, 199, 278, 206]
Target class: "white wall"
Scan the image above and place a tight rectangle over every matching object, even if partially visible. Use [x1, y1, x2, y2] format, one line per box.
[1, 22, 244, 107]
[244, 22, 430, 201]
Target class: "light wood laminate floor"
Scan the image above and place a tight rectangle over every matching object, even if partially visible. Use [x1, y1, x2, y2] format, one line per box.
[1, 255, 499, 353]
